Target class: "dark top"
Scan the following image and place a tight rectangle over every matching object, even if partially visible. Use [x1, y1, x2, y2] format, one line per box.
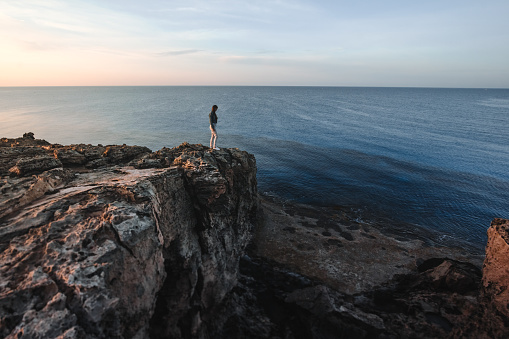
[209, 111, 218, 125]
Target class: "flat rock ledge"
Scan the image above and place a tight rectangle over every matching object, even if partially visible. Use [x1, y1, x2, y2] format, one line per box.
[1, 134, 508, 339]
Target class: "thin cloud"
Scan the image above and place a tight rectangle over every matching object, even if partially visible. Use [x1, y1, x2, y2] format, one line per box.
[1, 0, 507, 87]
[218, 54, 312, 67]
[157, 49, 203, 56]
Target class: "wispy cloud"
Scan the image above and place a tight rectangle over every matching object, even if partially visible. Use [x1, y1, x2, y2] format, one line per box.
[217, 53, 326, 67]
[0, 0, 508, 87]
[156, 49, 203, 57]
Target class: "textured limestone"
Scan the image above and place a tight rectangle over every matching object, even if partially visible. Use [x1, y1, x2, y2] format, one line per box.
[477, 218, 509, 338]
[0, 135, 257, 339]
[1, 134, 152, 177]
[9, 156, 63, 177]
[1, 133, 508, 338]
[483, 218, 509, 315]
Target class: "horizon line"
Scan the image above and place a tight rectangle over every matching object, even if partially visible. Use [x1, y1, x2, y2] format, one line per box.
[1, 85, 508, 90]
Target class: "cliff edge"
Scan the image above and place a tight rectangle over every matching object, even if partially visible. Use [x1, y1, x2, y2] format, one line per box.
[1, 134, 257, 338]
[1, 134, 508, 338]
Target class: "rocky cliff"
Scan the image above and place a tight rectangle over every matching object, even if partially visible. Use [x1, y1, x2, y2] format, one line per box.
[1, 134, 257, 338]
[477, 218, 509, 338]
[1, 134, 508, 338]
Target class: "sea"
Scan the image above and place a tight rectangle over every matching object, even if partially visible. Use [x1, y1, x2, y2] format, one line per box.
[1, 86, 508, 249]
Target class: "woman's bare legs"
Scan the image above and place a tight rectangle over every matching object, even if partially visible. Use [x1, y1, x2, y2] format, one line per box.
[210, 125, 217, 148]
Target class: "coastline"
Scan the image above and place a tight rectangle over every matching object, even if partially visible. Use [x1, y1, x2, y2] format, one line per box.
[2, 133, 507, 338]
[254, 194, 484, 295]
[260, 192, 486, 252]
[3, 86, 507, 246]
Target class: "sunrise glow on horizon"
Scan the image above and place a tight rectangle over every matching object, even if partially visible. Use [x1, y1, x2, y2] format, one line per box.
[1, 0, 508, 88]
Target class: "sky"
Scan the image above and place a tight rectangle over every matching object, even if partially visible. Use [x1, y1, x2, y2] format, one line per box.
[1, 0, 508, 88]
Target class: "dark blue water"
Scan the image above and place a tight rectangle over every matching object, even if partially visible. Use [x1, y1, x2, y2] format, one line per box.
[1, 86, 508, 246]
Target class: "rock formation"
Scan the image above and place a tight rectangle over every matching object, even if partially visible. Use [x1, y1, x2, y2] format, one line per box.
[1, 134, 257, 338]
[227, 199, 490, 339]
[1, 133, 508, 338]
[475, 218, 509, 339]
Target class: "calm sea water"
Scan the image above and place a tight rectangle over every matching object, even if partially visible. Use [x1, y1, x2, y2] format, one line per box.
[1, 86, 508, 247]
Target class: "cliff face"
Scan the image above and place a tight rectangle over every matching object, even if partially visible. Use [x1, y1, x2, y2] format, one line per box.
[483, 218, 509, 314]
[0, 135, 257, 339]
[1, 134, 509, 339]
[479, 218, 509, 338]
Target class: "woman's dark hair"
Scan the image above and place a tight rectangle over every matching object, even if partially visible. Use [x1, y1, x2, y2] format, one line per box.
[212, 105, 218, 111]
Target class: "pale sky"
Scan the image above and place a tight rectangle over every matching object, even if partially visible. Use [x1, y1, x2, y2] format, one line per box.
[1, 0, 508, 87]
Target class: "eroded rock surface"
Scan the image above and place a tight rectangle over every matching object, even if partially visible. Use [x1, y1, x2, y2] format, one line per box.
[0, 135, 257, 339]
[1, 133, 508, 339]
[476, 218, 509, 338]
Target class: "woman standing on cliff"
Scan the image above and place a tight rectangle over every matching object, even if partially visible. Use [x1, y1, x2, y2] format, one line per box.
[209, 105, 219, 150]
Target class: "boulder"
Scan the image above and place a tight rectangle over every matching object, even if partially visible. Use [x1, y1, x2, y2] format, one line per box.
[103, 145, 151, 164]
[0, 132, 50, 148]
[420, 258, 481, 294]
[0, 147, 51, 176]
[22, 132, 35, 139]
[70, 144, 106, 162]
[9, 156, 62, 177]
[54, 149, 87, 166]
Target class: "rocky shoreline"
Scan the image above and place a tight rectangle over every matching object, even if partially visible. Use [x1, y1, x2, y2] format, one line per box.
[1, 133, 508, 338]
[254, 195, 484, 294]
